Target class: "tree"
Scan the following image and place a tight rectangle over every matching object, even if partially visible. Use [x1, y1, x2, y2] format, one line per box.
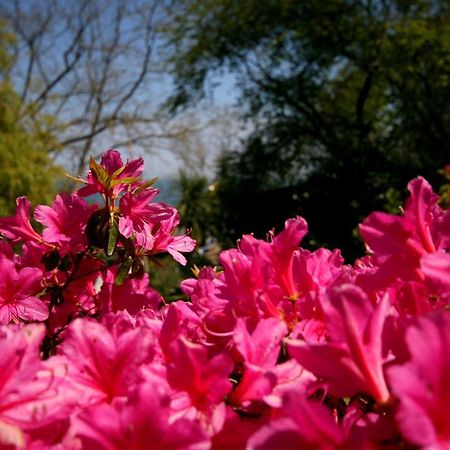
[0, 0, 195, 174]
[166, 0, 450, 259]
[0, 22, 62, 215]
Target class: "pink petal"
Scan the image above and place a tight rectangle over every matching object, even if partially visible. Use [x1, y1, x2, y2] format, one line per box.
[421, 252, 450, 299]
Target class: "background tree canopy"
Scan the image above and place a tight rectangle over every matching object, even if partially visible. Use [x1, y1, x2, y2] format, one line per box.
[167, 0, 450, 260]
[0, 23, 62, 215]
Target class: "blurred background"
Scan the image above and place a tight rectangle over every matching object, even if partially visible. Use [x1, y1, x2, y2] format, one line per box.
[1, 0, 449, 295]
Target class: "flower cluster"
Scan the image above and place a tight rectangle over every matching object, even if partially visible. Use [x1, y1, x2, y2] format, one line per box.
[0, 150, 449, 449]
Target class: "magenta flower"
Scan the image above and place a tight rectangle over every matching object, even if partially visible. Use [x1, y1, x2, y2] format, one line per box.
[0, 324, 43, 448]
[247, 390, 344, 450]
[421, 252, 450, 302]
[230, 318, 288, 405]
[211, 405, 269, 450]
[2, 149, 450, 448]
[0, 255, 47, 324]
[218, 231, 287, 322]
[34, 193, 96, 251]
[234, 318, 287, 369]
[267, 216, 308, 298]
[167, 234, 197, 265]
[359, 177, 445, 289]
[77, 149, 144, 198]
[74, 380, 210, 450]
[0, 324, 73, 448]
[288, 284, 391, 403]
[98, 269, 162, 315]
[180, 267, 234, 338]
[165, 335, 233, 412]
[387, 312, 450, 448]
[59, 317, 155, 405]
[213, 217, 340, 329]
[219, 247, 266, 319]
[118, 190, 173, 250]
[286, 247, 344, 328]
[0, 197, 44, 244]
[159, 302, 207, 363]
[361, 177, 441, 257]
[219, 217, 308, 317]
[150, 209, 196, 265]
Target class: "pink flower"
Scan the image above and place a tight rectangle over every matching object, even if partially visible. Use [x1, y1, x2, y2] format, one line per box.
[218, 231, 286, 321]
[361, 177, 441, 257]
[34, 193, 96, 251]
[165, 335, 233, 412]
[359, 177, 444, 289]
[0, 197, 45, 244]
[288, 284, 391, 403]
[180, 267, 234, 338]
[219, 247, 268, 319]
[167, 234, 197, 265]
[0, 255, 47, 324]
[98, 269, 163, 315]
[234, 318, 287, 369]
[0, 324, 72, 448]
[59, 317, 155, 405]
[230, 318, 288, 405]
[218, 218, 308, 318]
[421, 252, 450, 302]
[342, 401, 398, 449]
[0, 324, 43, 448]
[77, 149, 144, 198]
[73, 379, 210, 450]
[267, 216, 308, 298]
[247, 390, 344, 450]
[159, 304, 232, 427]
[387, 312, 450, 448]
[212, 217, 338, 328]
[118, 190, 173, 250]
[150, 209, 196, 265]
[159, 302, 207, 361]
[211, 405, 269, 450]
[283, 247, 344, 327]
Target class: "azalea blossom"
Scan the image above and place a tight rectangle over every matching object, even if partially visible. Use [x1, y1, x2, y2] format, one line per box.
[77, 149, 144, 199]
[387, 312, 450, 448]
[34, 193, 96, 252]
[0, 197, 45, 244]
[288, 284, 391, 403]
[118, 190, 174, 250]
[0, 255, 47, 324]
[0, 149, 448, 449]
[73, 379, 210, 450]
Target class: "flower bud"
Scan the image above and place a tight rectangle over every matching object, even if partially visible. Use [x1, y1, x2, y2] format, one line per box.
[86, 209, 111, 250]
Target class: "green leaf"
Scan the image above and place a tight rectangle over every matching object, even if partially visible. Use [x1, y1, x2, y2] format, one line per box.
[110, 164, 127, 179]
[107, 217, 119, 256]
[89, 156, 109, 185]
[64, 173, 87, 184]
[115, 256, 133, 285]
[134, 177, 158, 194]
[109, 176, 140, 187]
